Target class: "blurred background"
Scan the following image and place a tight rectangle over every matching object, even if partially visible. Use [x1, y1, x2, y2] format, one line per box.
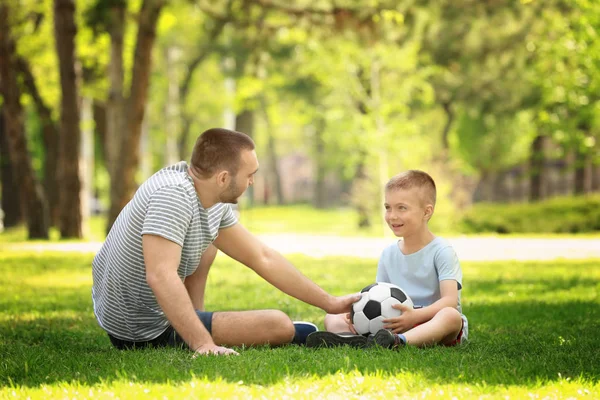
[0, 0, 599, 241]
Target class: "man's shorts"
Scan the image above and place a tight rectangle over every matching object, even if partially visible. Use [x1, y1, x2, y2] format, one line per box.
[108, 310, 213, 350]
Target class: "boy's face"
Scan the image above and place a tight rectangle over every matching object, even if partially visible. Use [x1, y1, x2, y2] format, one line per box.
[384, 187, 433, 237]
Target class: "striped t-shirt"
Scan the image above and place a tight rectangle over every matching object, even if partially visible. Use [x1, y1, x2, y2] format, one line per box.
[92, 161, 237, 341]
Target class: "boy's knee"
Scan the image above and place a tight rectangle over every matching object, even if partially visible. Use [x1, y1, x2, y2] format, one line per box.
[323, 313, 345, 331]
[437, 307, 463, 329]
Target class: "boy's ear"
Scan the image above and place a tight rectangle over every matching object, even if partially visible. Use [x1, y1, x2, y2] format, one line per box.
[424, 204, 434, 220]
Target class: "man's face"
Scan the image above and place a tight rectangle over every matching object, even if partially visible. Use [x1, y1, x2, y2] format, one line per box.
[219, 149, 259, 204]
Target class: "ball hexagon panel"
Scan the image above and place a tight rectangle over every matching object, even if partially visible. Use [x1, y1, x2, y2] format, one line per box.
[380, 297, 402, 318]
[352, 311, 370, 335]
[368, 315, 385, 334]
[368, 285, 391, 302]
[362, 300, 382, 320]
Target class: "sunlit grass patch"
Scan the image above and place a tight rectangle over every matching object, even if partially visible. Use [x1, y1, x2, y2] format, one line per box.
[0, 248, 599, 398]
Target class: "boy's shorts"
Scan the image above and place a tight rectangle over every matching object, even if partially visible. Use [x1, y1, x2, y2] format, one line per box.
[108, 310, 213, 350]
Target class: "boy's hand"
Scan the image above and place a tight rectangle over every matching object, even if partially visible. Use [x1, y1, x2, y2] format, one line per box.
[382, 303, 418, 334]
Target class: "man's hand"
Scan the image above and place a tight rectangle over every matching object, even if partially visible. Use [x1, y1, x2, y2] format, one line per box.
[383, 303, 419, 334]
[193, 344, 239, 357]
[324, 293, 361, 315]
[344, 312, 358, 334]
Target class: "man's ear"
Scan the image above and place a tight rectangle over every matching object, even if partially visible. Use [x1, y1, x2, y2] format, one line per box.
[215, 170, 230, 188]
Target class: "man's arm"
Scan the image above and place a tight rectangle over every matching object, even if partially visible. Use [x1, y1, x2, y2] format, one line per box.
[213, 223, 358, 314]
[184, 244, 218, 311]
[143, 234, 236, 355]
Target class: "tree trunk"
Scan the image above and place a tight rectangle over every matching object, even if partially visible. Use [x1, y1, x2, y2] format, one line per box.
[93, 100, 106, 162]
[261, 99, 284, 205]
[107, 0, 165, 231]
[592, 162, 600, 192]
[0, 4, 49, 239]
[164, 46, 180, 166]
[0, 106, 23, 227]
[312, 121, 327, 209]
[15, 56, 60, 226]
[573, 151, 587, 195]
[54, 0, 83, 238]
[235, 109, 255, 206]
[106, 4, 125, 182]
[529, 134, 545, 201]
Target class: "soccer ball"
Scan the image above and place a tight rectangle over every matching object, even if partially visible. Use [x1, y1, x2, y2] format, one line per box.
[351, 282, 414, 335]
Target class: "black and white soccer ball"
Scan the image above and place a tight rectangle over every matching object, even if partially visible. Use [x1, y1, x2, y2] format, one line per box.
[350, 282, 414, 335]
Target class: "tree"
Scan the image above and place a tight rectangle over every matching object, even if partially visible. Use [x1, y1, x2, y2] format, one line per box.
[0, 2, 49, 239]
[54, 0, 83, 238]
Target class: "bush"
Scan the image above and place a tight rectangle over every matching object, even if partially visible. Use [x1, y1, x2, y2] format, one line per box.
[460, 195, 600, 234]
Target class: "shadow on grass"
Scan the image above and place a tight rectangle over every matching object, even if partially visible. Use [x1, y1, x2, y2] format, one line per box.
[2, 300, 598, 389]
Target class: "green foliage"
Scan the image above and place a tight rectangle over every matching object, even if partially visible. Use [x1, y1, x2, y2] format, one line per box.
[0, 249, 599, 398]
[461, 195, 600, 234]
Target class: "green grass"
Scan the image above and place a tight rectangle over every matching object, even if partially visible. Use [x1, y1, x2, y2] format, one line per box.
[0, 247, 599, 399]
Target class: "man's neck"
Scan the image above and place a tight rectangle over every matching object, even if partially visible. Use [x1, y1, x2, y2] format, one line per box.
[188, 168, 217, 209]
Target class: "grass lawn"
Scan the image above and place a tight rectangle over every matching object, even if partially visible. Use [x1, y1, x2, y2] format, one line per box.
[0, 247, 599, 399]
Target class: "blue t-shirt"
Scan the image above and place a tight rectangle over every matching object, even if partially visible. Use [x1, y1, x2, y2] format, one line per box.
[376, 237, 463, 314]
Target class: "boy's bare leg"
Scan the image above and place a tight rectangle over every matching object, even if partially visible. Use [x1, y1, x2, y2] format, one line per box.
[324, 313, 352, 333]
[210, 310, 296, 347]
[403, 307, 463, 347]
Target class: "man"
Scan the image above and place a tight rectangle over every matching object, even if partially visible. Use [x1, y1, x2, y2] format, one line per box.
[92, 128, 358, 356]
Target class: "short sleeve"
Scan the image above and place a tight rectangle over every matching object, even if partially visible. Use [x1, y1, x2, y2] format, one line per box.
[376, 250, 390, 283]
[219, 204, 238, 229]
[434, 245, 462, 290]
[142, 186, 193, 247]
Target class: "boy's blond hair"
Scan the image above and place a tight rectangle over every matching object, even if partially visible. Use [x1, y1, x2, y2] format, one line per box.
[385, 170, 436, 207]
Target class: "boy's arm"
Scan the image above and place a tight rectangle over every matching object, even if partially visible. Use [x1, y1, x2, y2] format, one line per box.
[409, 280, 459, 324]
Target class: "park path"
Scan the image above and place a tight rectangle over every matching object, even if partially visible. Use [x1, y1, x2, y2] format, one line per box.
[5, 234, 600, 261]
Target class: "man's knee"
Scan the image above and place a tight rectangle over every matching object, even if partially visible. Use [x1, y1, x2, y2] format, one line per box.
[265, 310, 295, 344]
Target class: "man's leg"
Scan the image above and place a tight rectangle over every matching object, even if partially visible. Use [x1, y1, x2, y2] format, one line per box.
[210, 309, 296, 346]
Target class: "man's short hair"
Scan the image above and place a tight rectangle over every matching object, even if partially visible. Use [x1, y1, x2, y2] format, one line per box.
[190, 128, 255, 178]
[385, 170, 437, 207]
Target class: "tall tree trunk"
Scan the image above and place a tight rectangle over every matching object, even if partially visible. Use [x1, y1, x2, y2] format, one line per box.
[164, 46, 180, 166]
[0, 106, 23, 227]
[0, 4, 49, 239]
[54, 0, 82, 238]
[529, 134, 545, 201]
[312, 121, 327, 209]
[15, 56, 60, 226]
[235, 109, 255, 206]
[93, 100, 106, 162]
[592, 162, 600, 192]
[107, 0, 165, 231]
[573, 151, 587, 195]
[106, 4, 125, 182]
[261, 98, 284, 205]
[441, 101, 454, 153]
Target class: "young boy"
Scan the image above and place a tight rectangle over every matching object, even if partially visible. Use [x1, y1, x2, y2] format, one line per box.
[306, 170, 468, 348]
